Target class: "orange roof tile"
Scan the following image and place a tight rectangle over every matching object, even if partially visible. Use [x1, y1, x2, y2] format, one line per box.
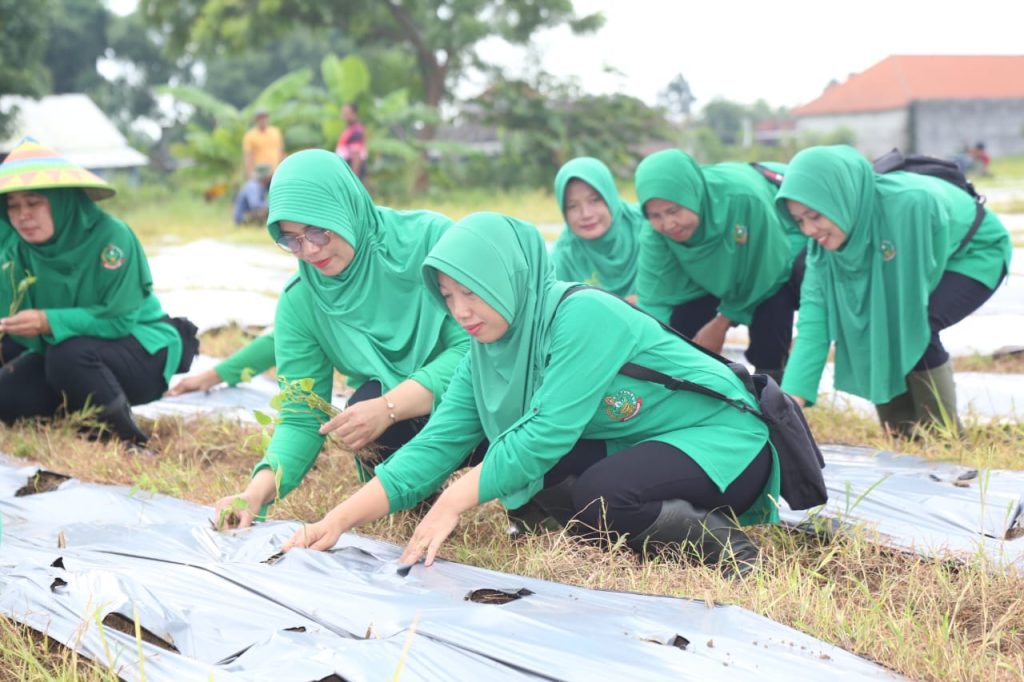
[793, 55, 1024, 116]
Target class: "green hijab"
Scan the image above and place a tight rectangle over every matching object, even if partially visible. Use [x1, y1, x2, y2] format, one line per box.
[267, 149, 453, 389]
[634, 149, 791, 320]
[422, 212, 574, 440]
[776, 145, 949, 403]
[552, 157, 643, 296]
[0, 188, 157, 353]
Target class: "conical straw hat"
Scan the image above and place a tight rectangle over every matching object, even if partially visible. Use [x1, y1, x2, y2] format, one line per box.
[0, 137, 116, 200]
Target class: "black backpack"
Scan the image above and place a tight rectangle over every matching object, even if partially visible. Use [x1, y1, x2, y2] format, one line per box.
[872, 147, 982, 201]
[873, 148, 986, 256]
[556, 286, 828, 511]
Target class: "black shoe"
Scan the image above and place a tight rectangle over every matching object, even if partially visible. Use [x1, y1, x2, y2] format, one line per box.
[629, 499, 759, 579]
[97, 394, 150, 445]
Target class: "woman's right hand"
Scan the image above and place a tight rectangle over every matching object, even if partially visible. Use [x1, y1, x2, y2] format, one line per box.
[212, 491, 261, 530]
[211, 470, 278, 530]
[166, 368, 222, 396]
[282, 517, 344, 552]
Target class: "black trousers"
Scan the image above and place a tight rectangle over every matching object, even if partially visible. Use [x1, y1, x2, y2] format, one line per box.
[670, 249, 806, 371]
[543, 438, 772, 539]
[0, 335, 168, 424]
[913, 269, 1004, 370]
[348, 380, 487, 468]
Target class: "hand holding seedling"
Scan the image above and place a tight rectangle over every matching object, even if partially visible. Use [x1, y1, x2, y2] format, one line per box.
[0, 309, 50, 337]
[319, 397, 391, 450]
[283, 517, 345, 552]
[213, 496, 255, 530]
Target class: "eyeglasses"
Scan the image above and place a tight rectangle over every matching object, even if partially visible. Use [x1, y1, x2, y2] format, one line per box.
[275, 226, 332, 253]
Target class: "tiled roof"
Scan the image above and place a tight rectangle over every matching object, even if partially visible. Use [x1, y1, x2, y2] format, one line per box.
[793, 55, 1024, 116]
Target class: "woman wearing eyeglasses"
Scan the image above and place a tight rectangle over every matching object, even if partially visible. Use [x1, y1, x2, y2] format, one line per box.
[212, 150, 476, 528]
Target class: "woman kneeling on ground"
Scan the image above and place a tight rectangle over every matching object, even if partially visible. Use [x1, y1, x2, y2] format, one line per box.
[285, 212, 779, 577]
[777, 145, 1011, 436]
[634, 149, 806, 382]
[214, 150, 481, 528]
[0, 139, 183, 445]
[551, 156, 645, 302]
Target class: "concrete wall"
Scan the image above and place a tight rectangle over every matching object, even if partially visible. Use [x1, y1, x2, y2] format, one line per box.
[911, 99, 1024, 157]
[794, 109, 908, 158]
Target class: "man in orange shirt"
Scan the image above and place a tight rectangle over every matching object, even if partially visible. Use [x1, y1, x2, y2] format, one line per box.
[242, 110, 285, 178]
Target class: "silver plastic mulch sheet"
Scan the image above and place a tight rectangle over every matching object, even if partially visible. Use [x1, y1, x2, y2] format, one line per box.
[0, 456, 899, 681]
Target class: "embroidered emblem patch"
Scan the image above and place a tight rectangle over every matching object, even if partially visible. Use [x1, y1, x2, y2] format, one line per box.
[733, 223, 749, 245]
[880, 240, 897, 261]
[603, 389, 643, 422]
[100, 244, 125, 270]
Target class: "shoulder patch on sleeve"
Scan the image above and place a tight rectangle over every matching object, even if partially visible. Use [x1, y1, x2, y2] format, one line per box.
[100, 243, 126, 270]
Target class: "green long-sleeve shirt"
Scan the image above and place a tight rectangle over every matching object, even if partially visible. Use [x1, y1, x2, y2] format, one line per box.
[782, 193, 1011, 406]
[254, 275, 471, 499]
[376, 290, 778, 525]
[215, 331, 276, 385]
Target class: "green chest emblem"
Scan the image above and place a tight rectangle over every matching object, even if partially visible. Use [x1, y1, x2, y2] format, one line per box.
[880, 240, 897, 261]
[100, 243, 126, 270]
[603, 389, 643, 422]
[733, 223, 749, 245]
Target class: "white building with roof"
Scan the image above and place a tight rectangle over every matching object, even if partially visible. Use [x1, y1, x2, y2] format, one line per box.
[0, 93, 148, 171]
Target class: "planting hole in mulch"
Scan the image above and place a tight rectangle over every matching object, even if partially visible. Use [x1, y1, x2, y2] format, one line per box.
[101, 613, 180, 653]
[15, 471, 71, 496]
[465, 587, 534, 604]
[641, 634, 690, 650]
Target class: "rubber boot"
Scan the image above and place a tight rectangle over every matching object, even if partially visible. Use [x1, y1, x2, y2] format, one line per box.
[97, 394, 150, 446]
[874, 390, 919, 439]
[907, 361, 963, 436]
[507, 475, 577, 535]
[627, 499, 759, 579]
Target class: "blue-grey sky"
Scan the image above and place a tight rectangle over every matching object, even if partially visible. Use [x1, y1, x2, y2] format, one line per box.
[475, 0, 1024, 108]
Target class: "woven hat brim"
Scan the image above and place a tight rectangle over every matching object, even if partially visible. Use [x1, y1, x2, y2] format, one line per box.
[0, 140, 117, 200]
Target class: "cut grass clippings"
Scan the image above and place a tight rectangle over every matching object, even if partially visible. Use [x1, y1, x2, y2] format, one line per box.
[1, 403, 1023, 681]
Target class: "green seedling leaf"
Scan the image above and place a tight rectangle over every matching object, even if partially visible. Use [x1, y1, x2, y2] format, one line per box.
[239, 367, 255, 383]
[253, 410, 273, 426]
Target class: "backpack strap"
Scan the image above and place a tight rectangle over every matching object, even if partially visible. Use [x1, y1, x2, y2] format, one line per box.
[749, 162, 784, 187]
[952, 201, 986, 257]
[555, 285, 765, 420]
[617, 361, 764, 419]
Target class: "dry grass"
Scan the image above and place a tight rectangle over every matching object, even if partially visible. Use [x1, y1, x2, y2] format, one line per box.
[953, 351, 1024, 375]
[2, 402, 1023, 680]
[0, 618, 117, 682]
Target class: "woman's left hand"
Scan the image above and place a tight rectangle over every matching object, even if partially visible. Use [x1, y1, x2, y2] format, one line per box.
[0, 309, 50, 337]
[319, 397, 391, 450]
[399, 501, 462, 567]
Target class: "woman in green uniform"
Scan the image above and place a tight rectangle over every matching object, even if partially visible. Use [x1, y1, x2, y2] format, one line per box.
[634, 149, 806, 381]
[285, 212, 778, 576]
[0, 139, 182, 445]
[551, 157, 644, 301]
[213, 150, 477, 528]
[777, 145, 1011, 436]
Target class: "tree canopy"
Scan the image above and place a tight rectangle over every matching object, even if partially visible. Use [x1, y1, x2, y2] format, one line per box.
[139, 0, 604, 120]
